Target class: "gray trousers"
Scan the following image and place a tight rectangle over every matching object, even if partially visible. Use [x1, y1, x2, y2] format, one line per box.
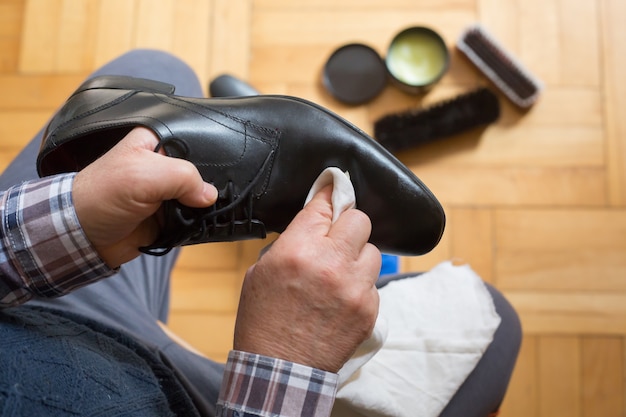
[0, 49, 521, 417]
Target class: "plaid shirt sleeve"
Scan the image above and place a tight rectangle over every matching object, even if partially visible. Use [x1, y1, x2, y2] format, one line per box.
[0, 173, 115, 308]
[217, 350, 338, 417]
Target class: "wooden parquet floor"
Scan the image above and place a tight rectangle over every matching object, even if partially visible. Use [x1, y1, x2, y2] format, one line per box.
[2, 0, 625, 415]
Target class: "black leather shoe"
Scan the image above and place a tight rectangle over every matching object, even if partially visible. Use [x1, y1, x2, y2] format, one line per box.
[37, 75, 445, 256]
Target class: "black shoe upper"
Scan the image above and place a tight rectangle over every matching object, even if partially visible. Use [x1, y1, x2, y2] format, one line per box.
[38, 75, 445, 256]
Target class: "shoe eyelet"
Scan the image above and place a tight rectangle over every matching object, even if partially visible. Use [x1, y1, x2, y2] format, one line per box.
[159, 137, 190, 158]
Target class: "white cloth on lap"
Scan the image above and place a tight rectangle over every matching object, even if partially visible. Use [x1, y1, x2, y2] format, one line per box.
[333, 261, 501, 417]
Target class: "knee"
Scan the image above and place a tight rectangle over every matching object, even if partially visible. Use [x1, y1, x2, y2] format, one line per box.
[484, 282, 522, 353]
[120, 49, 195, 75]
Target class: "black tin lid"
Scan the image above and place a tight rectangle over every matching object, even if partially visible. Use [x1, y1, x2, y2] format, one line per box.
[322, 43, 387, 105]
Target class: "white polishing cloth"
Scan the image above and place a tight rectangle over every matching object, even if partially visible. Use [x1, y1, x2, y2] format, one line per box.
[304, 167, 357, 223]
[305, 168, 501, 417]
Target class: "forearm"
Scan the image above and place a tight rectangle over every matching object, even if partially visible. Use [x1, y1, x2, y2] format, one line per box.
[0, 174, 115, 307]
[217, 350, 338, 417]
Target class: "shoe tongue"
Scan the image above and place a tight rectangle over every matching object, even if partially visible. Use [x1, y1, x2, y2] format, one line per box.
[304, 167, 355, 223]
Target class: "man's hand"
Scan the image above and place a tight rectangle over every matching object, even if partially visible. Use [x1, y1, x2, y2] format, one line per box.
[234, 185, 381, 373]
[72, 127, 218, 268]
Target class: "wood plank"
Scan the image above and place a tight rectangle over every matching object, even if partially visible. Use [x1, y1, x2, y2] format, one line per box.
[0, 151, 23, 175]
[175, 242, 240, 270]
[398, 125, 604, 168]
[0, 74, 85, 110]
[0, 0, 25, 73]
[250, 44, 343, 85]
[484, 0, 553, 86]
[518, 0, 576, 87]
[409, 166, 606, 207]
[171, 0, 212, 88]
[556, 0, 600, 87]
[448, 207, 494, 283]
[134, 0, 174, 50]
[498, 250, 626, 292]
[495, 209, 626, 291]
[538, 336, 581, 416]
[252, 9, 474, 49]
[520, 314, 626, 336]
[496, 209, 626, 251]
[167, 311, 236, 362]
[581, 337, 623, 416]
[370, 84, 602, 130]
[18, 0, 62, 73]
[238, 236, 278, 273]
[0, 0, 24, 39]
[0, 38, 20, 74]
[254, 0, 476, 9]
[498, 87, 602, 127]
[601, 0, 626, 206]
[93, 0, 136, 68]
[249, 81, 289, 96]
[499, 335, 539, 417]
[209, 0, 252, 79]
[0, 110, 50, 151]
[623, 339, 626, 415]
[506, 292, 626, 335]
[478, 0, 520, 55]
[55, 0, 98, 72]
[170, 269, 241, 313]
[483, 0, 599, 88]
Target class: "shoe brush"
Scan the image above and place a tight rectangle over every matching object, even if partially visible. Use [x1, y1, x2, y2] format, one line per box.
[457, 24, 543, 108]
[374, 87, 500, 153]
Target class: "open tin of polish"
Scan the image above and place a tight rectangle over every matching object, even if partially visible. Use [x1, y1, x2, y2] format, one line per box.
[385, 26, 450, 93]
[322, 26, 449, 104]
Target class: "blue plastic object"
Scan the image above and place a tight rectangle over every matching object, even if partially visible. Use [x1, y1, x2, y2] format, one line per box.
[379, 253, 399, 276]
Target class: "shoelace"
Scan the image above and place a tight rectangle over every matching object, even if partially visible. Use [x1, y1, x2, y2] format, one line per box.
[139, 138, 274, 256]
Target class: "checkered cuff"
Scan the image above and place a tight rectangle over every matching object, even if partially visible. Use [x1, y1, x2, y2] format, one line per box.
[0, 174, 115, 307]
[217, 350, 338, 417]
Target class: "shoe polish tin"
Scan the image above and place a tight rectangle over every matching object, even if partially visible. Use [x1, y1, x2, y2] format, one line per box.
[385, 26, 450, 94]
[322, 43, 388, 105]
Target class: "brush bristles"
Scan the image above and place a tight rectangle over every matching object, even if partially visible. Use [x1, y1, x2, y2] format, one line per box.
[457, 24, 542, 108]
[374, 87, 500, 153]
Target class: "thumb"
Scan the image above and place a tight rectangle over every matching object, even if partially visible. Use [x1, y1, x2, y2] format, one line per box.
[118, 128, 218, 208]
[144, 152, 218, 208]
[286, 184, 335, 236]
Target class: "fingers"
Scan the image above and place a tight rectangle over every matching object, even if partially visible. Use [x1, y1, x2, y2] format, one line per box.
[328, 208, 372, 255]
[118, 127, 218, 208]
[359, 242, 383, 285]
[95, 215, 162, 267]
[121, 126, 160, 152]
[285, 184, 334, 235]
[286, 183, 375, 259]
[144, 152, 218, 207]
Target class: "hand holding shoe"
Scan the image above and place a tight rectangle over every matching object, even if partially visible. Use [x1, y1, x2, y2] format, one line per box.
[233, 185, 381, 373]
[72, 127, 218, 268]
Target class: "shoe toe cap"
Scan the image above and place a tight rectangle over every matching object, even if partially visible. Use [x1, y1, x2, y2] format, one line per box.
[256, 96, 446, 255]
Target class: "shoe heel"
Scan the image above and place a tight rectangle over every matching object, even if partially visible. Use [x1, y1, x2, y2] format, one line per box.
[71, 75, 176, 97]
